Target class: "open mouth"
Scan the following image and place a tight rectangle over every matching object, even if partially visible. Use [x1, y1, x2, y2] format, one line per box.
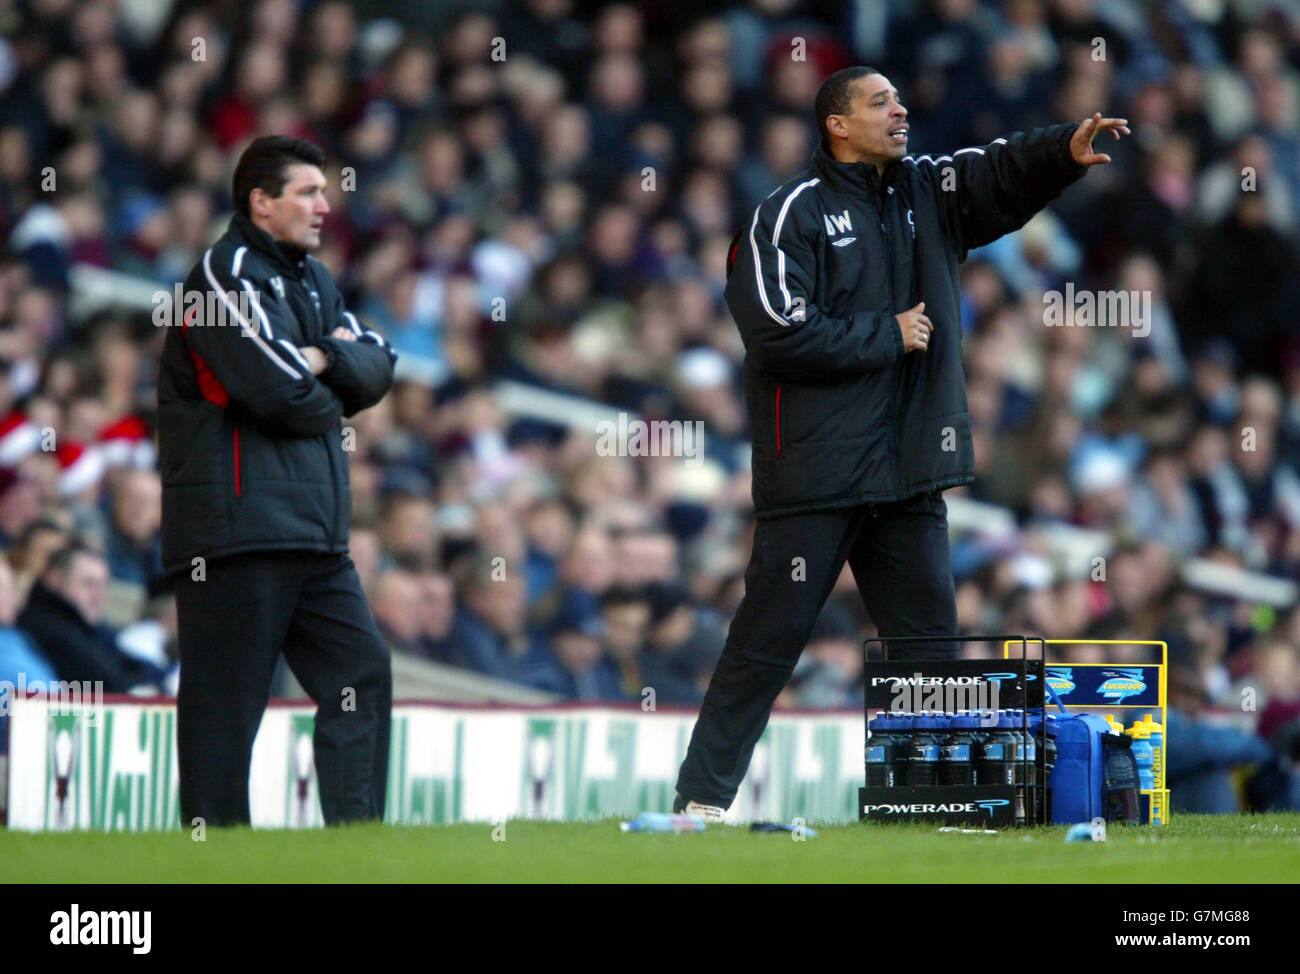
[889, 126, 909, 144]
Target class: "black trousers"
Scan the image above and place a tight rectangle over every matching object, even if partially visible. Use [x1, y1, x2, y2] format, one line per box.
[176, 551, 392, 826]
[677, 492, 958, 808]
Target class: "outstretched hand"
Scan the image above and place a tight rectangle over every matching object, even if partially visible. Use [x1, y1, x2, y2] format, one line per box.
[1070, 112, 1131, 166]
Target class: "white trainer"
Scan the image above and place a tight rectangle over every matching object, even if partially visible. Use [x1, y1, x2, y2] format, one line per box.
[680, 800, 727, 822]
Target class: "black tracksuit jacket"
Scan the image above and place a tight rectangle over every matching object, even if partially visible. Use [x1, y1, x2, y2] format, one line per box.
[727, 124, 1087, 517]
[158, 213, 396, 574]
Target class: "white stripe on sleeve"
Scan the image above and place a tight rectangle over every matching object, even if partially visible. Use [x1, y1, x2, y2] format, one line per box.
[904, 138, 1007, 167]
[278, 339, 311, 370]
[240, 278, 274, 340]
[343, 310, 388, 348]
[202, 249, 302, 380]
[747, 177, 820, 328]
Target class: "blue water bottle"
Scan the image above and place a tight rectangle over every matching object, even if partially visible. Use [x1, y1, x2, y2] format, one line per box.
[866, 714, 897, 787]
[940, 712, 978, 785]
[902, 714, 943, 786]
[620, 812, 707, 832]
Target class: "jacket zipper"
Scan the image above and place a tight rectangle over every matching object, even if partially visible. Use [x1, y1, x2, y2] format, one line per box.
[324, 432, 337, 547]
[232, 428, 242, 497]
[872, 184, 907, 496]
[775, 384, 783, 458]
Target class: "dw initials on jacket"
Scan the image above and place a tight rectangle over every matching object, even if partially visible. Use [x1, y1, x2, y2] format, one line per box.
[727, 123, 1086, 518]
[158, 212, 396, 574]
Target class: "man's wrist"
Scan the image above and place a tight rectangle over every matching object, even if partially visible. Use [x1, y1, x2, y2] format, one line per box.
[1060, 123, 1087, 173]
[301, 345, 330, 376]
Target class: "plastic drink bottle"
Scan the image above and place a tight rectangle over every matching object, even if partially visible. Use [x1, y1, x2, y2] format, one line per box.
[940, 713, 978, 785]
[892, 713, 915, 785]
[1141, 714, 1164, 786]
[1126, 721, 1156, 791]
[620, 812, 707, 832]
[1007, 709, 1037, 785]
[866, 713, 898, 787]
[977, 711, 1016, 786]
[904, 714, 944, 786]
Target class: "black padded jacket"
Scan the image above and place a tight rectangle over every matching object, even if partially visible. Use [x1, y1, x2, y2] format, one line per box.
[158, 212, 396, 574]
[725, 124, 1087, 517]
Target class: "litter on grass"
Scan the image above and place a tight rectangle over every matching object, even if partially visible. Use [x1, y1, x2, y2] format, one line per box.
[751, 822, 819, 838]
[619, 813, 707, 833]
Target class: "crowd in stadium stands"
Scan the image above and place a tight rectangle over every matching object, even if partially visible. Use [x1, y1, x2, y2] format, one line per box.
[0, 0, 1299, 810]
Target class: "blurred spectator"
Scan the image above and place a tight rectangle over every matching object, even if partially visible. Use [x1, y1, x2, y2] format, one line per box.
[522, 587, 623, 700]
[0, 0, 1293, 764]
[447, 550, 543, 680]
[372, 567, 423, 655]
[114, 575, 178, 695]
[104, 468, 162, 588]
[641, 581, 724, 705]
[1166, 664, 1279, 814]
[0, 555, 57, 751]
[17, 543, 151, 692]
[789, 601, 864, 710]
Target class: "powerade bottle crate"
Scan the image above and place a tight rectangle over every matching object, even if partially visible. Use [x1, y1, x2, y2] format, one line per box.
[859, 654, 1045, 827]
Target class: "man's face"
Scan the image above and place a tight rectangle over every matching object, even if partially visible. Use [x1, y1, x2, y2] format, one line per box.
[601, 601, 649, 659]
[555, 631, 602, 674]
[467, 575, 525, 636]
[255, 163, 329, 250]
[0, 559, 17, 625]
[56, 553, 108, 626]
[382, 498, 437, 567]
[827, 74, 909, 166]
[113, 470, 161, 544]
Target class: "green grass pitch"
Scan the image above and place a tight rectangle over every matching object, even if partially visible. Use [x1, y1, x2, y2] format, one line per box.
[3, 814, 1298, 883]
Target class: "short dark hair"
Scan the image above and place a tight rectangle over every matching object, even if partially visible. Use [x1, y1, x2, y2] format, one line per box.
[45, 541, 103, 579]
[814, 66, 882, 142]
[231, 136, 327, 218]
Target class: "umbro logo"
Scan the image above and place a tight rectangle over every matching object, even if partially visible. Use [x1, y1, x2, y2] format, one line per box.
[832, 237, 857, 247]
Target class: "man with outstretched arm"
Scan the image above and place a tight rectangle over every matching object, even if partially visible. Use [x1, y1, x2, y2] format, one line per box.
[674, 67, 1129, 820]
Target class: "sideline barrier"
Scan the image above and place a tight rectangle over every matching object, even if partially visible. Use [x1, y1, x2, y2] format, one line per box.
[2, 696, 864, 831]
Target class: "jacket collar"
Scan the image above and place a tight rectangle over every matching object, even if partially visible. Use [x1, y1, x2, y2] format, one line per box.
[28, 580, 92, 629]
[229, 211, 308, 278]
[809, 139, 905, 197]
